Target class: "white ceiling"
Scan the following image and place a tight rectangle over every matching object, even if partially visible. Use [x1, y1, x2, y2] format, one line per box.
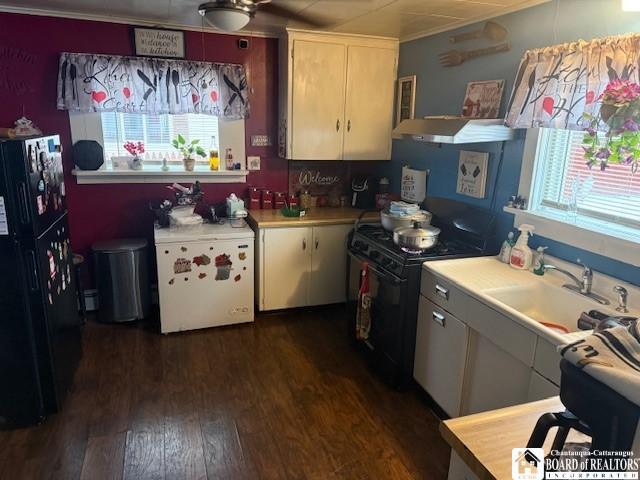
[0, 0, 551, 41]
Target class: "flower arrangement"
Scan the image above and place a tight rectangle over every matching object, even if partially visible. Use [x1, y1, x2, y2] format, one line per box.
[582, 79, 640, 172]
[171, 135, 206, 172]
[123, 141, 145, 157]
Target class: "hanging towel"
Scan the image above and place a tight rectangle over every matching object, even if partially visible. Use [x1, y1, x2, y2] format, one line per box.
[560, 323, 640, 451]
[356, 264, 372, 341]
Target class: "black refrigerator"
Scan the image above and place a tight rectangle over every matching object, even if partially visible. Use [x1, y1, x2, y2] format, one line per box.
[0, 135, 82, 427]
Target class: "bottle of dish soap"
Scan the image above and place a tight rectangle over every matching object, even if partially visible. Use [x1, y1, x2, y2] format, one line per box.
[510, 224, 535, 270]
[532, 246, 548, 275]
[498, 231, 515, 263]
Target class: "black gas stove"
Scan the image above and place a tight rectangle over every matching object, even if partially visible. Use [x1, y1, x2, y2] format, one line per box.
[347, 197, 497, 389]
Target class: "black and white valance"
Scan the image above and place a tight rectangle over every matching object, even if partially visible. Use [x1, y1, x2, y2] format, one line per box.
[505, 34, 640, 130]
[56, 52, 249, 119]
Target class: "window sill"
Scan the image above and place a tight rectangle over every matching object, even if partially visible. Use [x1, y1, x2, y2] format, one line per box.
[504, 206, 640, 267]
[71, 167, 250, 185]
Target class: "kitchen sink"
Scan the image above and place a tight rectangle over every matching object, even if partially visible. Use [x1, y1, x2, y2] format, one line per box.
[484, 283, 622, 334]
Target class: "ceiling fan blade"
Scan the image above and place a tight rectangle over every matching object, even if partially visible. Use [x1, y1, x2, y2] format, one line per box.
[259, 3, 328, 27]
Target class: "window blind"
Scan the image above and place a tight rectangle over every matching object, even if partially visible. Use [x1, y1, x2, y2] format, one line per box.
[533, 128, 640, 234]
[101, 112, 219, 165]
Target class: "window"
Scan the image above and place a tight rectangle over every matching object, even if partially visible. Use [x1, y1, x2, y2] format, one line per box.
[100, 112, 219, 166]
[528, 128, 640, 243]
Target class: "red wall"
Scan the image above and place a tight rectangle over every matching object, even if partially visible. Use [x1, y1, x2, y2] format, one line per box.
[0, 12, 288, 256]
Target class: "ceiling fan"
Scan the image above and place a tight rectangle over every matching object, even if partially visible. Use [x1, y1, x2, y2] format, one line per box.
[198, 0, 326, 32]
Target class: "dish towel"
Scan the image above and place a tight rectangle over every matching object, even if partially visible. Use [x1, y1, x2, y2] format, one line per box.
[388, 201, 420, 216]
[560, 323, 640, 451]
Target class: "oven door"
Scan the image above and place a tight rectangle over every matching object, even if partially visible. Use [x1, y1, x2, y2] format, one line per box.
[348, 251, 409, 383]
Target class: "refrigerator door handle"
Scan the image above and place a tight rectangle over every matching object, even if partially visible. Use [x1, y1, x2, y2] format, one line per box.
[26, 250, 39, 291]
[18, 182, 31, 225]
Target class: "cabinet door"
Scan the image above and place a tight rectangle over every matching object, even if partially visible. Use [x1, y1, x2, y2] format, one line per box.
[414, 296, 469, 417]
[291, 40, 346, 160]
[343, 46, 397, 160]
[263, 227, 312, 310]
[309, 224, 352, 306]
[461, 331, 531, 415]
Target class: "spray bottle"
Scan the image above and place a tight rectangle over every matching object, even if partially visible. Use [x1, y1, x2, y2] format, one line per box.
[510, 224, 535, 270]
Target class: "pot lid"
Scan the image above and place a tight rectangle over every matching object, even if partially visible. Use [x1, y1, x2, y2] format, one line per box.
[394, 223, 441, 238]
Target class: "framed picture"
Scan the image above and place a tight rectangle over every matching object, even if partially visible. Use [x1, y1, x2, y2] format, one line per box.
[396, 75, 416, 125]
[457, 151, 489, 199]
[462, 80, 505, 119]
[133, 27, 186, 59]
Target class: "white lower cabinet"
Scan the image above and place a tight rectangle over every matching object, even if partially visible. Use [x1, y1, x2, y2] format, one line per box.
[461, 331, 532, 415]
[414, 295, 468, 417]
[258, 224, 352, 310]
[527, 370, 560, 401]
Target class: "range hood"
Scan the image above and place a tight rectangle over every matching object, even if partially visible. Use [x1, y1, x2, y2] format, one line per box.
[392, 116, 514, 144]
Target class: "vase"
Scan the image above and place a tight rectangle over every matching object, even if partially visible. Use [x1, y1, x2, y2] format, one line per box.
[183, 157, 196, 172]
[128, 155, 143, 170]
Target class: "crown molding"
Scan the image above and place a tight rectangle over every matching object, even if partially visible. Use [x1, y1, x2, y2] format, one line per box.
[399, 0, 552, 43]
[0, 4, 279, 38]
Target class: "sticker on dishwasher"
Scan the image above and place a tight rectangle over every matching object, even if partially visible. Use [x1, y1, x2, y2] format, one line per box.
[0, 197, 7, 235]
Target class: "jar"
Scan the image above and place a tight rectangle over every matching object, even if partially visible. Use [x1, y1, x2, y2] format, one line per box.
[288, 194, 299, 208]
[317, 195, 328, 208]
[274, 192, 286, 209]
[328, 190, 341, 208]
[248, 187, 260, 210]
[261, 190, 273, 209]
[299, 190, 312, 210]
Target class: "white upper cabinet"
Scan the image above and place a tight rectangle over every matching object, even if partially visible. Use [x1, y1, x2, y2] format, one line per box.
[280, 29, 398, 161]
[291, 40, 347, 161]
[343, 45, 397, 161]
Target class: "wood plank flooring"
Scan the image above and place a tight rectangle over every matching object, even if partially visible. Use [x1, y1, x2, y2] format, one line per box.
[0, 306, 450, 479]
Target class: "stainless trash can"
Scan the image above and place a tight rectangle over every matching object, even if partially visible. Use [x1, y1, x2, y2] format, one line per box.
[92, 238, 150, 323]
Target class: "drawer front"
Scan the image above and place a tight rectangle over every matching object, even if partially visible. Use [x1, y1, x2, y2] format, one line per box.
[421, 269, 467, 320]
[527, 370, 560, 402]
[464, 299, 537, 367]
[414, 295, 468, 417]
[533, 337, 561, 385]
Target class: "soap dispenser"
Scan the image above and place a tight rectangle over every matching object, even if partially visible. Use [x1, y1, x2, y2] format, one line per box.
[533, 246, 548, 275]
[510, 224, 535, 270]
[499, 231, 515, 263]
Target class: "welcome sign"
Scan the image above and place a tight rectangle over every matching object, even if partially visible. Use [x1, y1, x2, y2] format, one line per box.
[133, 28, 185, 59]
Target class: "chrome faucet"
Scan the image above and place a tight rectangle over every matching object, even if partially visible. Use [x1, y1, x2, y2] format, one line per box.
[613, 285, 629, 313]
[543, 262, 610, 305]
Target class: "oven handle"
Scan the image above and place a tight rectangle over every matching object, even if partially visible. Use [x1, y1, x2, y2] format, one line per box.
[348, 251, 405, 286]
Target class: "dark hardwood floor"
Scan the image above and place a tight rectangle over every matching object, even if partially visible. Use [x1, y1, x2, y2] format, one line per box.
[0, 306, 450, 480]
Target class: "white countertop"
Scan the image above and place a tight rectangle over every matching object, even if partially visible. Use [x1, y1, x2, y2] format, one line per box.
[154, 221, 255, 244]
[423, 256, 638, 346]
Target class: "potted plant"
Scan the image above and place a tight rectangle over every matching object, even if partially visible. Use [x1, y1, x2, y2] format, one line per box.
[171, 135, 206, 172]
[582, 79, 640, 172]
[123, 140, 145, 170]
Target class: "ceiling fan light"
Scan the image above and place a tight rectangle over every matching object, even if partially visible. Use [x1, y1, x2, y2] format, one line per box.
[202, 8, 250, 32]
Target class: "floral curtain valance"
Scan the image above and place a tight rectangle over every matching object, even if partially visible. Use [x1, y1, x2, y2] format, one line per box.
[505, 34, 640, 130]
[56, 52, 249, 119]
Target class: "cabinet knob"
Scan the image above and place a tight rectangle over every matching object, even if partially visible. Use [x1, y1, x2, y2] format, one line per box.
[347, 120, 351, 132]
[336, 119, 340, 131]
[315, 239, 319, 250]
[302, 238, 307, 250]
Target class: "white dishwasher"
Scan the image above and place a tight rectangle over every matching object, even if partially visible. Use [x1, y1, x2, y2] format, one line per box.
[154, 221, 254, 334]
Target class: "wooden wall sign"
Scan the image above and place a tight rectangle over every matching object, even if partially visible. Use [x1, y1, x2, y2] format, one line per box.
[133, 27, 186, 59]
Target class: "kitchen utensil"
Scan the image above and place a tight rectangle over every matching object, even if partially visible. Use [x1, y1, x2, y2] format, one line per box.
[449, 21, 508, 44]
[172, 70, 180, 103]
[393, 222, 440, 251]
[381, 208, 432, 232]
[439, 43, 511, 68]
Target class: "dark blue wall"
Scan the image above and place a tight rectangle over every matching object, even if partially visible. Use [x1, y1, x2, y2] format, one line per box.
[389, 0, 640, 286]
